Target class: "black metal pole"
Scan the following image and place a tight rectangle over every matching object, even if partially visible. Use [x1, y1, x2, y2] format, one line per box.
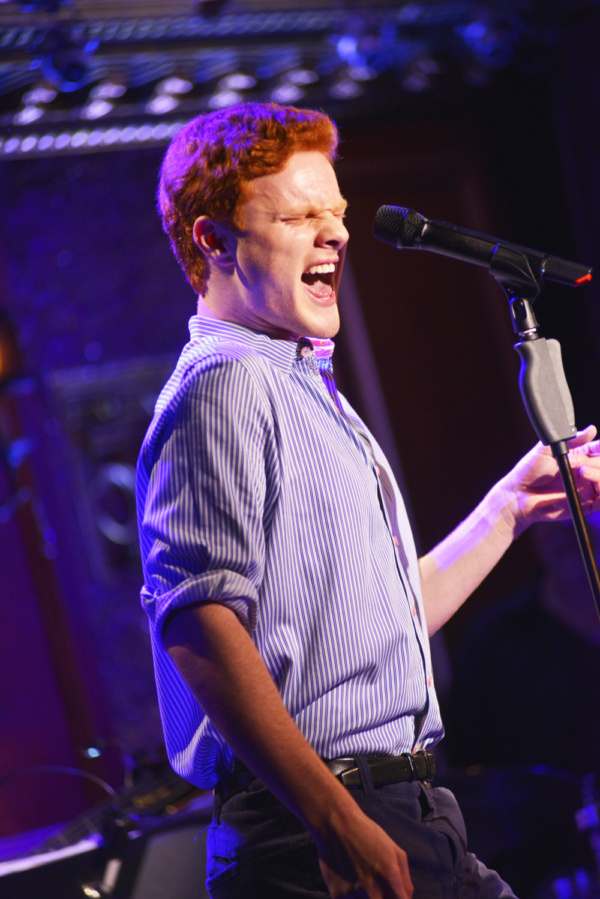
[554, 448, 600, 618]
[489, 248, 600, 622]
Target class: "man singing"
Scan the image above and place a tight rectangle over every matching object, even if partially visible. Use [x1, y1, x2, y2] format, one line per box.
[136, 102, 600, 898]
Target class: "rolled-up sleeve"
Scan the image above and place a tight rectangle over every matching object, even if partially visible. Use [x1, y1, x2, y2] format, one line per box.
[138, 352, 277, 647]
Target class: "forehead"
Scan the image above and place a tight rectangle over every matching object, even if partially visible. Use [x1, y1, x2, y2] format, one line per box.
[243, 150, 345, 212]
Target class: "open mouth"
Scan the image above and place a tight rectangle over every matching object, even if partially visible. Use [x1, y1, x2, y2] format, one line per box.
[301, 263, 336, 300]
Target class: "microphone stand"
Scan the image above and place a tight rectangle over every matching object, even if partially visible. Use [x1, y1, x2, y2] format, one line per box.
[489, 244, 600, 620]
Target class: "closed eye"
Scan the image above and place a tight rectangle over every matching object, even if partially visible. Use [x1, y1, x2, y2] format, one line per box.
[281, 209, 348, 222]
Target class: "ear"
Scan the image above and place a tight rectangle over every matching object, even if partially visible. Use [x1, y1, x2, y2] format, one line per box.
[192, 216, 236, 268]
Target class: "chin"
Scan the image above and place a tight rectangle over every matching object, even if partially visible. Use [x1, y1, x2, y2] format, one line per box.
[306, 310, 340, 340]
[321, 324, 341, 339]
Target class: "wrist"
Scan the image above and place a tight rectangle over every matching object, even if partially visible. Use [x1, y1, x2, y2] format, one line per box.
[482, 476, 525, 542]
[304, 784, 369, 857]
[293, 765, 361, 837]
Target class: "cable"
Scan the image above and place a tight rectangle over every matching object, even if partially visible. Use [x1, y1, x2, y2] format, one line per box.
[0, 765, 118, 799]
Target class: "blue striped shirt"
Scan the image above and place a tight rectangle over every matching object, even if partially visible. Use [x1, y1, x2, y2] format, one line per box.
[136, 316, 444, 789]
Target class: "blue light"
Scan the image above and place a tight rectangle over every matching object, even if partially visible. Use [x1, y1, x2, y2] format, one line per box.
[458, 21, 487, 48]
[336, 35, 358, 63]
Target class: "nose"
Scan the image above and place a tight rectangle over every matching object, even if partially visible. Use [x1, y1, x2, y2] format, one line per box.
[317, 212, 349, 250]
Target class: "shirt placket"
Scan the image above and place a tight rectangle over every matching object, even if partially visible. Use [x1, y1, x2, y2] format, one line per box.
[344, 413, 434, 746]
[296, 338, 433, 745]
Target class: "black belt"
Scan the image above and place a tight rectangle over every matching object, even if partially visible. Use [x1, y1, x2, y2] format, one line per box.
[324, 750, 435, 788]
[217, 750, 435, 803]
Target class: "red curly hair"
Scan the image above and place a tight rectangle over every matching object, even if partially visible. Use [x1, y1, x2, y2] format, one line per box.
[157, 101, 340, 296]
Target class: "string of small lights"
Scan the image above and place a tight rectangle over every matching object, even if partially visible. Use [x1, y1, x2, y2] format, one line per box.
[0, 1, 577, 157]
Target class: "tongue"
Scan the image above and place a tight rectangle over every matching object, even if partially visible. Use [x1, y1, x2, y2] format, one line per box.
[303, 276, 333, 300]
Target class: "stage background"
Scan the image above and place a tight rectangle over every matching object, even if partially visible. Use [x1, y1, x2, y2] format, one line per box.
[1, 6, 600, 894]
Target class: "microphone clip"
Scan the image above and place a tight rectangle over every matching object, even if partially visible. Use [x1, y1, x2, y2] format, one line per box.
[489, 244, 541, 304]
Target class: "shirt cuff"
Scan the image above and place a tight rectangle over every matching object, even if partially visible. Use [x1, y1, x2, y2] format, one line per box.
[142, 570, 259, 647]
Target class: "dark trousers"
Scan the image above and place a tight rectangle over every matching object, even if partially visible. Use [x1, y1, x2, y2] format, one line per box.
[205, 763, 517, 898]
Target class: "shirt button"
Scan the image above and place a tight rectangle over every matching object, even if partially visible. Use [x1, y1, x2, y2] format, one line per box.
[428, 675, 433, 687]
[375, 465, 381, 476]
[411, 605, 417, 617]
[393, 535, 399, 546]
[300, 346, 311, 358]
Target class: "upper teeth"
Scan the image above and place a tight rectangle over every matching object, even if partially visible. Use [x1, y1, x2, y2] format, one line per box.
[307, 263, 335, 275]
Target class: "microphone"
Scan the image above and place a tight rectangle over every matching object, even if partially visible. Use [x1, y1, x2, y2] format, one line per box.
[373, 206, 592, 288]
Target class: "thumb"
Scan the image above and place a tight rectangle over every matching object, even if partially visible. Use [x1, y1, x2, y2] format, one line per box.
[567, 425, 597, 449]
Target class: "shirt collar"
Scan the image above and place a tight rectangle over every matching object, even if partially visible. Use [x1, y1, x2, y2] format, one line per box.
[188, 316, 336, 374]
[306, 337, 335, 361]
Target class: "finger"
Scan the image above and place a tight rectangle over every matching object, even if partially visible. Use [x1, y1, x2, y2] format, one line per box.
[567, 425, 598, 449]
[569, 454, 600, 480]
[578, 465, 600, 493]
[570, 442, 600, 462]
[392, 850, 414, 899]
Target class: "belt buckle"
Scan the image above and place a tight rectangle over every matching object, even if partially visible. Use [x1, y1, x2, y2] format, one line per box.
[325, 757, 361, 788]
[414, 749, 435, 783]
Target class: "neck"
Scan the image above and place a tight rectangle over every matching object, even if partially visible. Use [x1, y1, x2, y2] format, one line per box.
[196, 294, 219, 319]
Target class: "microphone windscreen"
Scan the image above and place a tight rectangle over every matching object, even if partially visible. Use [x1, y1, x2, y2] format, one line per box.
[373, 206, 426, 248]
